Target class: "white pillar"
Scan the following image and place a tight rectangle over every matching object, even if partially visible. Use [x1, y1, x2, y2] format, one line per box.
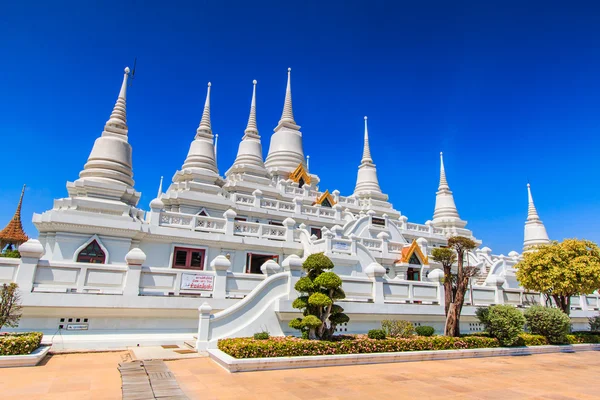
[210, 255, 231, 299]
[16, 239, 45, 292]
[124, 248, 146, 296]
[365, 262, 386, 304]
[283, 254, 303, 299]
[293, 196, 303, 216]
[283, 217, 296, 243]
[261, 259, 282, 276]
[349, 234, 358, 255]
[223, 209, 237, 236]
[333, 204, 342, 221]
[196, 302, 212, 351]
[253, 189, 263, 208]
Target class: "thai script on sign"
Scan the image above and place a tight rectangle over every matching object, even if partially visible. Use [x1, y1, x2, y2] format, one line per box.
[181, 274, 214, 291]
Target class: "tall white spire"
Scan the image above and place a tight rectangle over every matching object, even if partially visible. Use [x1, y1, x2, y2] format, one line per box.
[361, 116, 373, 163]
[279, 68, 295, 125]
[70, 66, 140, 206]
[156, 176, 164, 198]
[523, 183, 550, 250]
[265, 68, 305, 175]
[197, 82, 212, 134]
[245, 80, 258, 136]
[180, 82, 219, 174]
[354, 116, 385, 197]
[225, 80, 269, 180]
[432, 152, 466, 229]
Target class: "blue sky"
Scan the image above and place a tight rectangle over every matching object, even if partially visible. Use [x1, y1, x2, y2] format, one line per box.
[1, 0, 599, 254]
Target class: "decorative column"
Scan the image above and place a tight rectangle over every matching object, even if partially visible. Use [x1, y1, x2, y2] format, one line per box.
[196, 302, 212, 351]
[261, 259, 282, 276]
[283, 217, 296, 242]
[331, 225, 343, 238]
[148, 198, 164, 227]
[427, 268, 445, 306]
[333, 204, 342, 221]
[323, 230, 334, 254]
[293, 196, 303, 216]
[223, 209, 237, 236]
[486, 276, 506, 305]
[253, 189, 263, 208]
[283, 254, 303, 299]
[15, 239, 45, 292]
[210, 255, 231, 299]
[349, 234, 358, 255]
[124, 248, 146, 296]
[365, 262, 387, 304]
[377, 231, 390, 258]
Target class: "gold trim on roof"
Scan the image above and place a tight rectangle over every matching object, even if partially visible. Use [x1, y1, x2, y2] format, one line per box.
[314, 190, 335, 207]
[289, 163, 311, 186]
[396, 240, 429, 266]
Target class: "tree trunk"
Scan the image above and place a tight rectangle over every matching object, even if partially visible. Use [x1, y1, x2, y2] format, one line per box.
[443, 267, 453, 316]
[308, 327, 317, 340]
[552, 294, 571, 315]
[445, 303, 458, 336]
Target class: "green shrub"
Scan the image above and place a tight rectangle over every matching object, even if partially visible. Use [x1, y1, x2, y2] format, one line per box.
[1, 250, 20, 258]
[588, 315, 600, 331]
[516, 333, 548, 346]
[524, 306, 571, 344]
[218, 335, 499, 358]
[475, 307, 490, 327]
[253, 331, 270, 340]
[415, 326, 435, 336]
[484, 305, 525, 346]
[566, 334, 600, 344]
[367, 329, 386, 340]
[0, 332, 43, 355]
[381, 320, 414, 338]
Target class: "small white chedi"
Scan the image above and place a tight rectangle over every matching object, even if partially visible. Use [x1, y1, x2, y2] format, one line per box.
[2, 66, 593, 351]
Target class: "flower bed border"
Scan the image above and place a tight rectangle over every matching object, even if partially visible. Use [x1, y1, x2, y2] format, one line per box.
[209, 343, 600, 373]
[0, 345, 51, 368]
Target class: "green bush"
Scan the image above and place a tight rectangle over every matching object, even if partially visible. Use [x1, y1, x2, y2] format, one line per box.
[1, 250, 20, 258]
[484, 305, 525, 346]
[588, 315, 600, 331]
[0, 332, 43, 355]
[218, 335, 499, 358]
[381, 320, 414, 338]
[516, 333, 548, 346]
[475, 307, 490, 327]
[524, 306, 571, 344]
[253, 331, 269, 340]
[367, 329, 386, 340]
[566, 334, 600, 344]
[415, 326, 435, 336]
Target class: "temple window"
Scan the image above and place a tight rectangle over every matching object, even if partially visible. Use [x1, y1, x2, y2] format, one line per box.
[197, 209, 209, 217]
[76, 240, 106, 264]
[246, 253, 279, 274]
[298, 177, 305, 188]
[371, 217, 386, 227]
[172, 247, 205, 270]
[235, 217, 247, 221]
[407, 267, 420, 281]
[321, 197, 332, 208]
[268, 220, 283, 226]
[310, 227, 322, 239]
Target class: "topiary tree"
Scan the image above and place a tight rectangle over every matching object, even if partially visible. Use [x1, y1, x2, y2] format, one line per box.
[524, 305, 571, 344]
[0, 283, 22, 330]
[516, 239, 600, 315]
[289, 253, 349, 340]
[431, 247, 457, 317]
[480, 305, 525, 346]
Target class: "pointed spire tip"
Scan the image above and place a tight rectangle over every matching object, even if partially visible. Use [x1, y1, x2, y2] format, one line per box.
[124, 66, 130, 74]
[364, 116, 367, 120]
[253, 79, 257, 85]
[207, 82, 211, 87]
[288, 67, 291, 72]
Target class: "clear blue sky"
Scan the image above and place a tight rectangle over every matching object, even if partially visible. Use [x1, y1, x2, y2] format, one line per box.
[1, 0, 599, 254]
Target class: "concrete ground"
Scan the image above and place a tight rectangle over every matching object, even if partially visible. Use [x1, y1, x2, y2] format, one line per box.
[0, 350, 599, 399]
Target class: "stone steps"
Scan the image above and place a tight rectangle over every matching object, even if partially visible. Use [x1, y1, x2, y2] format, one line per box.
[119, 360, 188, 399]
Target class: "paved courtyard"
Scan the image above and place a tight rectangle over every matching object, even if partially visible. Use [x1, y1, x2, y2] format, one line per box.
[0, 351, 599, 399]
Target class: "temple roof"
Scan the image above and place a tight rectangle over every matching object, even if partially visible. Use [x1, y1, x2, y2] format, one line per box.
[0, 185, 29, 248]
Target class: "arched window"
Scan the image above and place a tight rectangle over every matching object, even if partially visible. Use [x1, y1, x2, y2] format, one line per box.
[76, 240, 106, 264]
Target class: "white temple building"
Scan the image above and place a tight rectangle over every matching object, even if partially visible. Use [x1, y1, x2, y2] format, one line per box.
[1, 66, 597, 350]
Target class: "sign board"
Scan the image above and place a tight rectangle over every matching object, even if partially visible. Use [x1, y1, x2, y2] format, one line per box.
[181, 274, 214, 291]
[66, 324, 88, 331]
[333, 242, 349, 251]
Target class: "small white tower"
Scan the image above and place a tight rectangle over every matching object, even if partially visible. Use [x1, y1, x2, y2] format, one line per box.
[354, 116, 385, 197]
[432, 152, 468, 231]
[225, 80, 270, 180]
[67, 67, 141, 206]
[264, 68, 306, 176]
[523, 183, 550, 250]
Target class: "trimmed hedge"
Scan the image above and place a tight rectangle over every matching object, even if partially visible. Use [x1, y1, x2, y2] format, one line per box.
[218, 335, 499, 358]
[0, 332, 43, 356]
[367, 329, 386, 340]
[516, 333, 548, 346]
[524, 306, 571, 344]
[566, 334, 600, 344]
[415, 326, 435, 337]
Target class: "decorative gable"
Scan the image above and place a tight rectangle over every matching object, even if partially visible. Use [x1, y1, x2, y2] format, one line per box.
[314, 190, 335, 208]
[289, 163, 311, 188]
[396, 240, 429, 265]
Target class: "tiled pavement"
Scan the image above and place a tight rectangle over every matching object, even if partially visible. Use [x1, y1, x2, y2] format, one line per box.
[1, 350, 599, 399]
[167, 351, 600, 400]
